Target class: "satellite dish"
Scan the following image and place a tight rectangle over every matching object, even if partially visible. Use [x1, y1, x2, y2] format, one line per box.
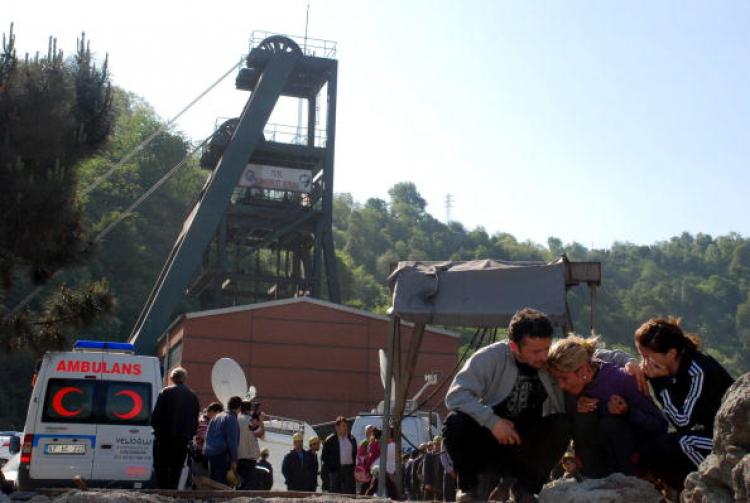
[378, 349, 396, 400]
[211, 358, 247, 405]
[246, 385, 257, 401]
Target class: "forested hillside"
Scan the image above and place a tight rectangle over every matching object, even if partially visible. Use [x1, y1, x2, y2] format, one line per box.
[331, 183, 750, 375]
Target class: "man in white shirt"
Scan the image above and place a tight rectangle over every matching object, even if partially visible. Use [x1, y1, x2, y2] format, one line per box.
[237, 401, 264, 489]
[321, 416, 357, 493]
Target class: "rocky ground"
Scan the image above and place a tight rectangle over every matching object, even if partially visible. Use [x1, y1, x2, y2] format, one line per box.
[1, 493, 390, 503]
[539, 473, 662, 502]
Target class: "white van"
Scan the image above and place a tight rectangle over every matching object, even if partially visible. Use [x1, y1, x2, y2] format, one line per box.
[17, 340, 161, 490]
[351, 411, 442, 453]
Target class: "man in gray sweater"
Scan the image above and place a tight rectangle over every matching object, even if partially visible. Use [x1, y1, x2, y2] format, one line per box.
[443, 308, 574, 502]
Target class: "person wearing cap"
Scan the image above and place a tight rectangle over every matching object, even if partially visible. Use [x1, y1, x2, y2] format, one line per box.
[151, 366, 201, 489]
[321, 416, 357, 494]
[282, 432, 318, 491]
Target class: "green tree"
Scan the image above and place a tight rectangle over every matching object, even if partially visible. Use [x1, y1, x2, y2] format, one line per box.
[76, 90, 207, 343]
[0, 27, 114, 353]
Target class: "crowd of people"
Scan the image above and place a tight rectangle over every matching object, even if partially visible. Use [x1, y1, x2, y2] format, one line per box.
[151, 371, 273, 491]
[150, 306, 736, 502]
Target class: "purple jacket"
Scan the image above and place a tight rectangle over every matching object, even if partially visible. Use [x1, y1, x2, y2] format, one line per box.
[582, 360, 667, 436]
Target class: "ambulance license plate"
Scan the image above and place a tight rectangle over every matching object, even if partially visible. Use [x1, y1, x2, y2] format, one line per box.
[45, 443, 86, 455]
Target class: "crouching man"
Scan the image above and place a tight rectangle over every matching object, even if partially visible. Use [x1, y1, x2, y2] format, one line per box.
[442, 308, 571, 502]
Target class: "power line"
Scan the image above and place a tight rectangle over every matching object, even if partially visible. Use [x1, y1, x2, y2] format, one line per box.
[94, 136, 213, 243]
[80, 58, 242, 198]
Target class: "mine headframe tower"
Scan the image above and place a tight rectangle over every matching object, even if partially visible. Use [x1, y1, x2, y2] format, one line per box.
[130, 34, 340, 354]
[192, 34, 340, 309]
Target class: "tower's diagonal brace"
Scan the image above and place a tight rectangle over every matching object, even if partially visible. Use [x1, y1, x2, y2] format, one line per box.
[130, 50, 300, 354]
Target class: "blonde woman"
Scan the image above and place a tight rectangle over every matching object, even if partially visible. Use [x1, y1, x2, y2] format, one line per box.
[547, 335, 667, 478]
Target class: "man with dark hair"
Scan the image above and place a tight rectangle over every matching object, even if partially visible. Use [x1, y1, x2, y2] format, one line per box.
[256, 448, 274, 490]
[321, 416, 357, 494]
[195, 402, 224, 453]
[151, 366, 200, 489]
[443, 308, 569, 502]
[204, 396, 242, 486]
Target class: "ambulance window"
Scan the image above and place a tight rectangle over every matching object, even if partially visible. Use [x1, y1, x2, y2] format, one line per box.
[102, 381, 151, 425]
[42, 379, 96, 423]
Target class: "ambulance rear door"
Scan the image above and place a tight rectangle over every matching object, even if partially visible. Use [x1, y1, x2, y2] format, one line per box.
[29, 352, 100, 481]
[91, 353, 157, 485]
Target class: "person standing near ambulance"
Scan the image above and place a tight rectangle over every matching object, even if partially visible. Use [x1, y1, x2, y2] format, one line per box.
[204, 396, 242, 486]
[151, 366, 200, 489]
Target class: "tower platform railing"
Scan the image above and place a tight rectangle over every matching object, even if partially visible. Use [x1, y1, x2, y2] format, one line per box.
[250, 30, 337, 59]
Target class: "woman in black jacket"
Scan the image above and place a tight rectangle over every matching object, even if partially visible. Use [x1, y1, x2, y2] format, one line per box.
[634, 317, 734, 491]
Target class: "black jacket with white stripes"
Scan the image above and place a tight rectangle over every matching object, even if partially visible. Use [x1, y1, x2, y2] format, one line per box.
[649, 352, 734, 437]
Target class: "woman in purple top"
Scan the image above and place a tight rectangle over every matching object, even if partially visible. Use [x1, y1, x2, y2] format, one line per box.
[547, 335, 667, 478]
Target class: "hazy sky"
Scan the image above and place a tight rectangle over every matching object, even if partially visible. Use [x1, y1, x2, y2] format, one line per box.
[5, 1, 750, 249]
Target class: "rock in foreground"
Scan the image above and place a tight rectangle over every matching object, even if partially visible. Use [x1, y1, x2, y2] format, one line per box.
[538, 473, 661, 503]
[682, 372, 750, 503]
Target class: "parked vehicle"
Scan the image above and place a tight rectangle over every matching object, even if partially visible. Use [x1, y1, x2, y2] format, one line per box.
[0, 432, 21, 467]
[352, 407, 442, 452]
[17, 340, 161, 490]
[1, 453, 19, 490]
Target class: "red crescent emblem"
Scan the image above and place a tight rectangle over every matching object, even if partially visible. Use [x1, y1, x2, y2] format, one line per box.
[113, 390, 143, 420]
[52, 386, 84, 417]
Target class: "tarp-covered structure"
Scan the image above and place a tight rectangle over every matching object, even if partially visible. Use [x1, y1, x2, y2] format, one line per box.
[388, 258, 569, 327]
[376, 256, 601, 493]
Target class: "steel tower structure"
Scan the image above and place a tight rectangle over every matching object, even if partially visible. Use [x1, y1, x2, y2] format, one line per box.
[130, 34, 340, 354]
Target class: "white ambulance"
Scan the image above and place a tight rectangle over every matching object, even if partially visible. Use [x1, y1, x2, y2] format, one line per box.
[17, 340, 161, 489]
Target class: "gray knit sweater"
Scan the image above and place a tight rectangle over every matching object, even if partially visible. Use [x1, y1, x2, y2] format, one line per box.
[445, 340, 632, 430]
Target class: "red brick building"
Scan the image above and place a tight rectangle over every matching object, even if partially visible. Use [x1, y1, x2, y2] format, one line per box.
[156, 297, 459, 425]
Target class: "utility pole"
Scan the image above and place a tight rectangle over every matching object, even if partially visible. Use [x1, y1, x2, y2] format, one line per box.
[445, 193, 454, 224]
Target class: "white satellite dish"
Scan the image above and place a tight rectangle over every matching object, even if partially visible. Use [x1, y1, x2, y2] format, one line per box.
[246, 385, 257, 401]
[211, 358, 248, 405]
[378, 349, 396, 400]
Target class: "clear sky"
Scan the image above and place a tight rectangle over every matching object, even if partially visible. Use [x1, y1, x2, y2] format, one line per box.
[5, 0, 750, 249]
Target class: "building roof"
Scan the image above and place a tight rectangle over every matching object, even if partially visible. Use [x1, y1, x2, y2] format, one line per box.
[164, 296, 460, 339]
